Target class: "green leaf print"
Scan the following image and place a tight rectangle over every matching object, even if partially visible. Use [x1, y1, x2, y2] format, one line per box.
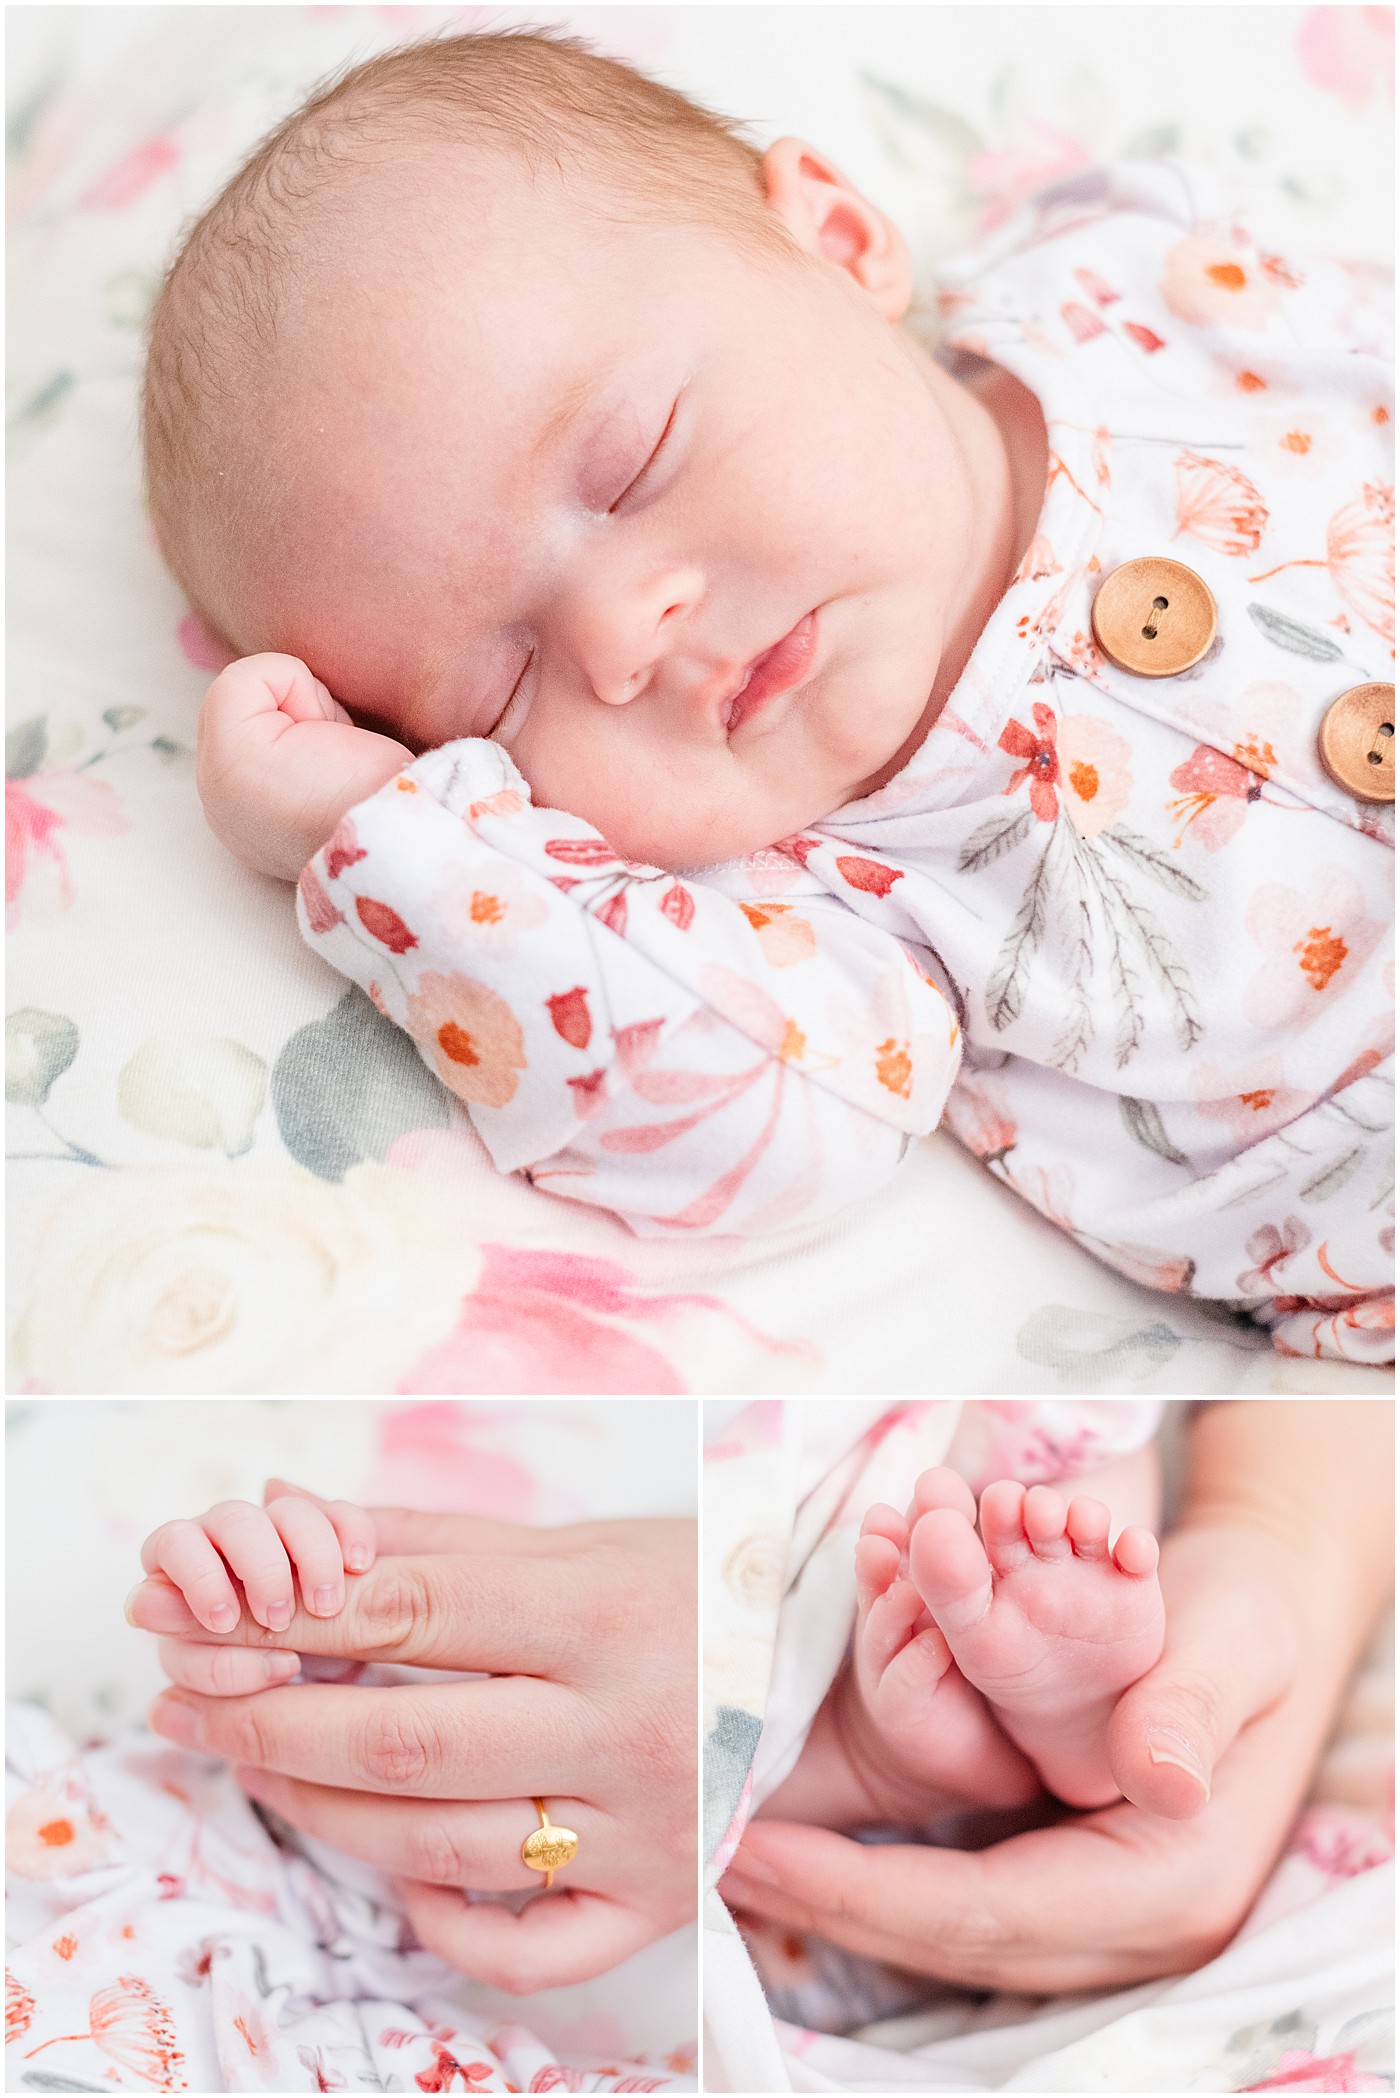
[1300, 1145, 1366, 1202]
[1100, 825, 1209, 901]
[1246, 603, 1344, 662]
[102, 705, 147, 733]
[958, 804, 1033, 872]
[271, 985, 451, 1182]
[117, 1036, 268, 1153]
[6, 716, 47, 779]
[986, 831, 1055, 1032]
[1120, 1095, 1191, 1167]
[6, 1008, 78, 1106]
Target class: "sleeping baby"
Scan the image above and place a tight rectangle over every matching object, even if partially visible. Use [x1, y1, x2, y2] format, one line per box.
[141, 29, 1394, 1362]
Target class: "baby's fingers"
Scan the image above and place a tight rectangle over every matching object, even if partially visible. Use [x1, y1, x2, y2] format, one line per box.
[264, 1479, 377, 1576]
[158, 1637, 300, 1698]
[264, 1495, 364, 1617]
[201, 1502, 294, 1633]
[141, 1521, 241, 1635]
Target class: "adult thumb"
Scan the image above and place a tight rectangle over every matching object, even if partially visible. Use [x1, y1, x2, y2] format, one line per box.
[1108, 1557, 1296, 1818]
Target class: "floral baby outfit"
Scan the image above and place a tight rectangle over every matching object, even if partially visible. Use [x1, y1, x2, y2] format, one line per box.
[299, 160, 1393, 1363]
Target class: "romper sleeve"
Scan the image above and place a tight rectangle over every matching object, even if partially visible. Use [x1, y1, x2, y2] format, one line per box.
[296, 739, 963, 1236]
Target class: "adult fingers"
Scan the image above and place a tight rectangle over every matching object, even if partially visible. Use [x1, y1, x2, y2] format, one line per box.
[127, 1550, 585, 1676]
[147, 1677, 584, 1799]
[235, 1767, 607, 1892]
[719, 1814, 1190, 1994]
[157, 1638, 300, 1697]
[1108, 1546, 1296, 1819]
[399, 1879, 658, 1995]
[263, 1480, 563, 1562]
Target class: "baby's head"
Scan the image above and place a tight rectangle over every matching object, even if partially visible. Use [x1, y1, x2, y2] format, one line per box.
[144, 28, 982, 867]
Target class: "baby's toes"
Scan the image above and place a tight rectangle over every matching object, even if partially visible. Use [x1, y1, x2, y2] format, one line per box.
[908, 1466, 977, 1527]
[1112, 1524, 1160, 1578]
[1023, 1484, 1071, 1561]
[976, 1480, 1031, 1573]
[1066, 1495, 1112, 1560]
[858, 1573, 933, 1693]
[855, 1529, 902, 1614]
[908, 1505, 993, 1634]
[202, 1503, 294, 1632]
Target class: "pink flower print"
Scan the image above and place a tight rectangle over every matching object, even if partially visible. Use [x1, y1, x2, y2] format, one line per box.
[1190, 1058, 1312, 1144]
[403, 971, 527, 1108]
[1058, 714, 1132, 836]
[1073, 266, 1120, 308]
[1167, 744, 1261, 850]
[22, 1976, 186, 2090]
[1297, 4, 1395, 111]
[78, 135, 180, 211]
[7, 1971, 35, 2046]
[1173, 450, 1269, 556]
[1245, 869, 1387, 1030]
[1159, 235, 1283, 332]
[1326, 482, 1394, 645]
[7, 770, 127, 928]
[6, 1785, 114, 1879]
[1014, 533, 1061, 584]
[969, 120, 1089, 233]
[1242, 2046, 1391, 2091]
[1237, 1215, 1312, 1297]
[999, 702, 1060, 821]
[951, 1076, 1017, 1167]
[1061, 300, 1106, 344]
[431, 858, 549, 956]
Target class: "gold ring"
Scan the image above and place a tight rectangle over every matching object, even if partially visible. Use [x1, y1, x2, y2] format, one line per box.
[520, 1798, 579, 1890]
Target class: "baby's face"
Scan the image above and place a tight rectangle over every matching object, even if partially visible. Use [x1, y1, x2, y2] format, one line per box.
[222, 151, 982, 868]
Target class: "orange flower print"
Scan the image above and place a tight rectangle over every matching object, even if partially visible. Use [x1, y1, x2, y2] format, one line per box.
[1058, 715, 1132, 837]
[6, 1785, 113, 1879]
[1159, 235, 1283, 332]
[22, 1976, 186, 2090]
[999, 702, 1060, 821]
[1173, 450, 1269, 556]
[740, 901, 818, 968]
[875, 1038, 913, 1098]
[7, 1971, 35, 2046]
[405, 972, 527, 1108]
[1166, 744, 1261, 850]
[1245, 869, 1387, 1030]
[1190, 1058, 1311, 1145]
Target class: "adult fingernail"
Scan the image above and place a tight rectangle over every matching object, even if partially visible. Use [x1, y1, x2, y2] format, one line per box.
[724, 1845, 780, 1888]
[150, 1696, 204, 1749]
[1146, 1726, 1211, 1800]
[312, 1585, 339, 1616]
[266, 1601, 293, 1631]
[263, 1652, 301, 1683]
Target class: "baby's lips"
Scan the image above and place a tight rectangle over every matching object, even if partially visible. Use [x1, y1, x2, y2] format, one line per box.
[125, 1576, 201, 1633]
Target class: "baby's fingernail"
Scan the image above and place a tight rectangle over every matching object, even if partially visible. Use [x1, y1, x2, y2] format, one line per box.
[263, 1652, 301, 1683]
[150, 1696, 204, 1749]
[347, 1547, 371, 1573]
[312, 1585, 340, 1615]
[208, 1603, 238, 1632]
[1146, 1726, 1211, 1799]
[124, 1584, 145, 1627]
[265, 1601, 293, 1631]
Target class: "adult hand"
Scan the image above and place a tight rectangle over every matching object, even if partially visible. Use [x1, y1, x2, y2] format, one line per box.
[718, 1512, 1345, 1991]
[127, 1488, 696, 1995]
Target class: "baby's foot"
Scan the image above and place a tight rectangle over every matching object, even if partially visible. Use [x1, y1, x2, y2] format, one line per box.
[909, 1469, 1165, 1808]
[838, 1475, 1044, 1823]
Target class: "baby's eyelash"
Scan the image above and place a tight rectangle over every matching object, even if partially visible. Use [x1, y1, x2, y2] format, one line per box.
[487, 655, 534, 742]
[608, 399, 680, 514]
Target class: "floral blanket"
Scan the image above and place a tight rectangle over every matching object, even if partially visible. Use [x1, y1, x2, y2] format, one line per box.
[7, 5, 1394, 1394]
[703, 1399, 1395, 2093]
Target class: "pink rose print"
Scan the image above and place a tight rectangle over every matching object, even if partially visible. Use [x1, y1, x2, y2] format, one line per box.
[1245, 869, 1387, 1030]
[1242, 2048, 1390, 2092]
[1058, 715, 1132, 837]
[1297, 4, 1395, 111]
[1159, 236, 1283, 332]
[7, 770, 127, 929]
[78, 134, 180, 211]
[999, 702, 1060, 821]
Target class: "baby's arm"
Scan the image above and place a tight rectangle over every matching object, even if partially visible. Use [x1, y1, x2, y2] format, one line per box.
[139, 1488, 376, 1650]
[296, 733, 964, 1236]
[197, 654, 414, 881]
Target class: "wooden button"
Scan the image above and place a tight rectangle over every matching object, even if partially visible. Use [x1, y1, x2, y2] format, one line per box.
[1090, 557, 1217, 677]
[1317, 683, 1395, 804]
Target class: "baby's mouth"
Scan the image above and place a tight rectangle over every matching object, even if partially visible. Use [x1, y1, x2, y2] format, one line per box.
[724, 611, 818, 732]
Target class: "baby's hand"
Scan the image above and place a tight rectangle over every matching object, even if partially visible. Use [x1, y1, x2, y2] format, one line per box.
[138, 1487, 377, 1638]
[197, 652, 414, 881]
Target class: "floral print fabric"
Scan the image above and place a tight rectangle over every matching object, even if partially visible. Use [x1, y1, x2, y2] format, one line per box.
[302, 159, 1393, 1363]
